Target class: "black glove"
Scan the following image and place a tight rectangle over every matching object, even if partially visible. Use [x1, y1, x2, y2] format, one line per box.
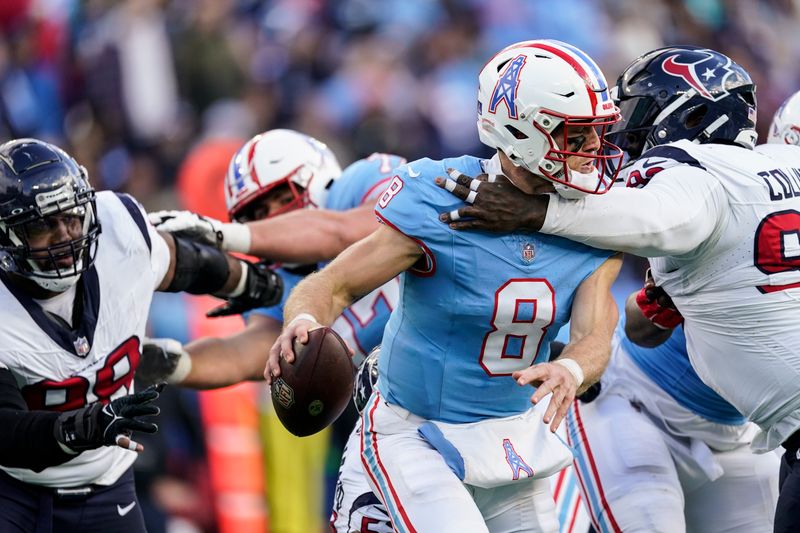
[138, 338, 189, 386]
[53, 384, 163, 452]
[207, 261, 284, 318]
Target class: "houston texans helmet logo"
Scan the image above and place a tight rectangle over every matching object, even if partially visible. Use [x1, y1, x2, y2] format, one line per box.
[489, 55, 527, 119]
[661, 50, 734, 102]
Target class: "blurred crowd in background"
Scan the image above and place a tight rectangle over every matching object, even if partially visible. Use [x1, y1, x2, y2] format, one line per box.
[2, 0, 799, 531]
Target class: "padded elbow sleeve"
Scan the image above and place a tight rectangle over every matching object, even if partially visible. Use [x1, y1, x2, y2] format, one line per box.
[166, 236, 230, 294]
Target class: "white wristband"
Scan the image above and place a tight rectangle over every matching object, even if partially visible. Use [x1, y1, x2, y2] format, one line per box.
[168, 351, 193, 384]
[221, 222, 252, 254]
[287, 313, 319, 328]
[226, 261, 249, 297]
[553, 358, 585, 388]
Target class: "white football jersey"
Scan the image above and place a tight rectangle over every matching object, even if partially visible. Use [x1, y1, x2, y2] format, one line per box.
[543, 140, 800, 451]
[629, 141, 800, 451]
[0, 191, 170, 487]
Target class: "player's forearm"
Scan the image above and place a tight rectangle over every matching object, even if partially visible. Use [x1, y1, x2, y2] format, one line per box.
[559, 335, 612, 394]
[541, 177, 722, 256]
[0, 408, 76, 470]
[247, 207, 377, 263]
[0, 370, 74, 470]
[284, 270, 353, 327]
[158, 232, 247, 296]
[181, 337, 265, 389]
[560, 256, 621, 392]
[560, 297, 618, 394]
[283, 225, 421, 326]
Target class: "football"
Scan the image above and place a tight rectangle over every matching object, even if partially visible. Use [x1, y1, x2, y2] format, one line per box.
[270, 327, 356, 437]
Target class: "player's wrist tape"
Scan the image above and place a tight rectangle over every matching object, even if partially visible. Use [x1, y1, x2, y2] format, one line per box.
[221, 223, 251, 254]
[226, 261, 249, 297]
[553, 358, 585, 388]
[168, 350, 192, 384]
[287, 313, 318, 328]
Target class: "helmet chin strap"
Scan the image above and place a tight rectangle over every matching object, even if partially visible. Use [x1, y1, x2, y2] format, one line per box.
[32, 274, 81, 293]
[28, 258, 84, 293]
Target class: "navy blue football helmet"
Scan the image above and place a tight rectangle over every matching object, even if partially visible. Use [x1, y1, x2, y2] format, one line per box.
[353, 347, 380, 414]
[0, 139, 100, 292]
[606, 46, 757, 164]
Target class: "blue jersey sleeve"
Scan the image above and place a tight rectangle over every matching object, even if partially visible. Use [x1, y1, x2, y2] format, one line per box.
[374, 156, 483, 275]
[325, 153, 406, 211]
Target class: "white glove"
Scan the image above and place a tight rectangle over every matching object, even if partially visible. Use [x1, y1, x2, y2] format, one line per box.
[148, 210, 251, 253]
[138, 337, 192, 385]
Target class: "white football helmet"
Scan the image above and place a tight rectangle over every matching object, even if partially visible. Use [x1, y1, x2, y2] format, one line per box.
[224, 129, 342, 222]
[477, 39, 623, 196]
[768, 90, 800, 146]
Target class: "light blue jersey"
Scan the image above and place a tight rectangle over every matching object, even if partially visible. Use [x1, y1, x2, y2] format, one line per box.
[375, 156, 612, 423]
[325, 153, 406, 212]
[619, 320, 746, 425]
[250, 154, 404, 357]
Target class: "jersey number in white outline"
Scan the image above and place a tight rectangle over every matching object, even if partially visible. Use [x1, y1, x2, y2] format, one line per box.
[479, 279, 555, 376]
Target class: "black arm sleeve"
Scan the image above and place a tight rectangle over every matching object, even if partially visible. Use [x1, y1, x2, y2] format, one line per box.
[165, 236, 231, 295]
[0, 368, 75, 471]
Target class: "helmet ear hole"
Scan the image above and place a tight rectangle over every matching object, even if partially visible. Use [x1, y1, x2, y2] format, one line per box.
[739, 91, 756, 106]
[629, 69, 653, 86]
[505, 125, 529, 140]
[683, 105, 708, 129]
[495, 58, 512, 72]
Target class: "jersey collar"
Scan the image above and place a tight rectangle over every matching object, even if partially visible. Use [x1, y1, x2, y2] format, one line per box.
[0, 267, 101, 357]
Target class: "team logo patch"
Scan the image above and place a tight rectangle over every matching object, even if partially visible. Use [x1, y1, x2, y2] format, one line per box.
[272, 378, 295, 409]
[503, 438, 534, 480]
[661, 50, 734, 102]
[489, 55, 527, 119]
[73, 336, 90, 357]
[521, 242, 535, 263]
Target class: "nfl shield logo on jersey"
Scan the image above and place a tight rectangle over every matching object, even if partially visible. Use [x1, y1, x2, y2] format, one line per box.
[73, 336, 90, 357]
[521, 243, 535, 263]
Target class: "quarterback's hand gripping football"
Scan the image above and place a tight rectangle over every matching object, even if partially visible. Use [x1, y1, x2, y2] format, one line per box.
[265, 315, 322, 384]
[138, 338, 191, 385]
[148, 210, 251, 253]
[635, 270, 683, 330]
[54, 384, 163, 454]
[208, 261, 283, 317]
[513, 359, 582, 433]
[435, 169, 549, 232]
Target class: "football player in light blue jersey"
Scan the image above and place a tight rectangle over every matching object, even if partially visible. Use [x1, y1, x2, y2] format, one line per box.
[142, 129, 405, 533]
[144, 132, 406, 384]
[564, 271, 779, 533]
[270, 40, 623, 532]
[241, 150, 405, 365]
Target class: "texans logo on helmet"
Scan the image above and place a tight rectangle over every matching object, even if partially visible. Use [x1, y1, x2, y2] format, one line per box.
[489, 55, 527, 119]
[661, 50, 734, 102]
